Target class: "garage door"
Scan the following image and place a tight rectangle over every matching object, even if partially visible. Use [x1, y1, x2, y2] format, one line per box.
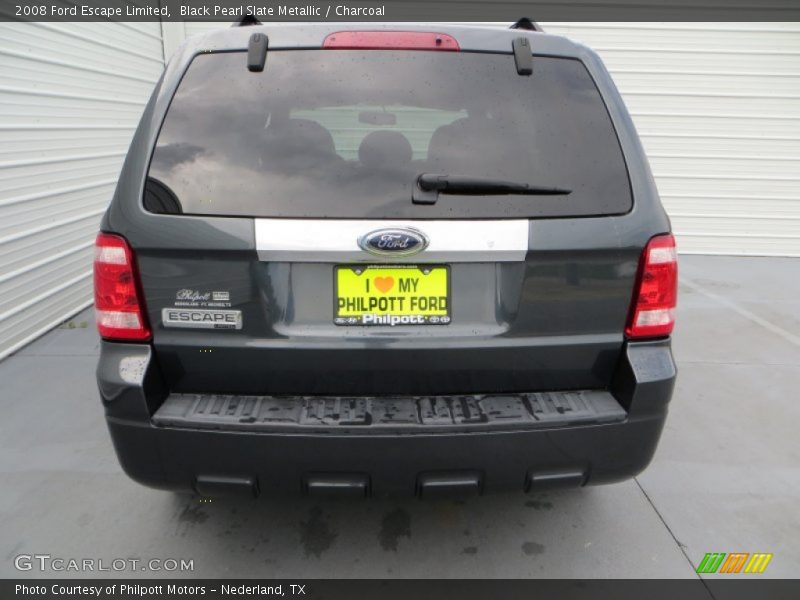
[544, 23, 800, 257]
[0, 23, 165, 360]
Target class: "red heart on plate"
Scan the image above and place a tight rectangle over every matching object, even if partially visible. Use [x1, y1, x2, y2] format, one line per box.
[374, 276, 394, 294]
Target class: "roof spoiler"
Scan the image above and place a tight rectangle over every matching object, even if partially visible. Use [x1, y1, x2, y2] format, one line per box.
[233, 14, 261, 27]
[510, 18, 543, 32]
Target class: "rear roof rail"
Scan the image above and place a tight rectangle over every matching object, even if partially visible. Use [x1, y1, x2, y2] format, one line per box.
[233, 14, 261, 27]
[512, 37, 533, 76]
[510, 18, 543, 32]
[247, 33, 268, 72]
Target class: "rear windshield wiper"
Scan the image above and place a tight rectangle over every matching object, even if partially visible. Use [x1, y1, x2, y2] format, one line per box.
[412, 173, 571, 204]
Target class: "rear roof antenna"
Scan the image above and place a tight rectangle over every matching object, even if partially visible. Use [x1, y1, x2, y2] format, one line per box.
[510, 18, 542, 32]
[233, 14, 261, 27]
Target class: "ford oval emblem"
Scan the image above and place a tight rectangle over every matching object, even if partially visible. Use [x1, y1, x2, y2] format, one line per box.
[358, 227, 429, 257]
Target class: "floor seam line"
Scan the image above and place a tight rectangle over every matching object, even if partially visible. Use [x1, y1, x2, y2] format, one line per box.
[677, 360, 797, 367]
[634, 477, 715, 598]
[680, 275, 800, 348]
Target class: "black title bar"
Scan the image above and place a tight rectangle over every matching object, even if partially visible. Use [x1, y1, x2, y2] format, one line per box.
[2, 0, 800, 22]
[5, 579, 800, 600]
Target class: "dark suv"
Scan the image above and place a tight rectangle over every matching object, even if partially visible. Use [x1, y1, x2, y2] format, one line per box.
[95, 22, 677, 498]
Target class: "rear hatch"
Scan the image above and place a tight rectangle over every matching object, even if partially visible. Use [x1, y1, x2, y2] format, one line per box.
[133, 32, 642, 397]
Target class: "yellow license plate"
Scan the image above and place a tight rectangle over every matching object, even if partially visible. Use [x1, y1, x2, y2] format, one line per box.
[334, 265, 450, 326]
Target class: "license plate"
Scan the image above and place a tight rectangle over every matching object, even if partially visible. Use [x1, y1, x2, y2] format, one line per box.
[334, 265, 450, 326]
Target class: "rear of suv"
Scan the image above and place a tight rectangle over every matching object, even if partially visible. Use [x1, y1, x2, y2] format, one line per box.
[95, 22, 677, 498]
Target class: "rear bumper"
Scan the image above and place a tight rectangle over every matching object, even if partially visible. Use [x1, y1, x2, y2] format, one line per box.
[97, 339, 676, 497]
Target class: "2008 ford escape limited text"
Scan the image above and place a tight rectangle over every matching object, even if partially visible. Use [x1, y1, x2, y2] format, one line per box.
[95, 21, 678, 498]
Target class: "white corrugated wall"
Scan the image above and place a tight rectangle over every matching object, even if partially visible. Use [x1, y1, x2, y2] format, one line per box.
[540, 23, 800, 256]
[0, 21, 797, 358]
[0, 23, 165, 360]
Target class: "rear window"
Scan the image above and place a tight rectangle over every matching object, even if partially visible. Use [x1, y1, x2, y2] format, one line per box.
[145, 50, 632, 219]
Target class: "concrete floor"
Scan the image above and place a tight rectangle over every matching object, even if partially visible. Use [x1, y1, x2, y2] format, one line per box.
[0, 255, 798, 579]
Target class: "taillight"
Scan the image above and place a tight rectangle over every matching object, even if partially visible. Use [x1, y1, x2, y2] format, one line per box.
[625, 234, 678, 340]
[322, 31, 460, 51]
[93, 232, 151, 341]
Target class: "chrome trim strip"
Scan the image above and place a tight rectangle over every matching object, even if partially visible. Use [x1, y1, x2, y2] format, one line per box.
[255, 219, 530, 263]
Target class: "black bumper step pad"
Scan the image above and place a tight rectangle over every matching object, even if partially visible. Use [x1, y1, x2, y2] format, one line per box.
[153, 390, 626, 433]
